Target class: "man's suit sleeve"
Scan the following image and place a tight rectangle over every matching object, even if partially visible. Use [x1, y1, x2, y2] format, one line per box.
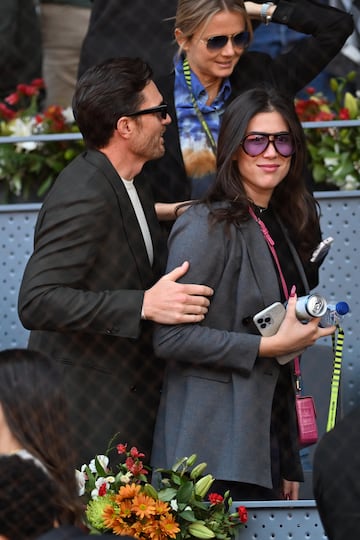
[18, 184, 144, 340]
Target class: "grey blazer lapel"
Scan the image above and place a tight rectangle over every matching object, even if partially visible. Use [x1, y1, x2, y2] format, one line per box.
[242, 215, 310, 305]
[241, 218, 282, 307]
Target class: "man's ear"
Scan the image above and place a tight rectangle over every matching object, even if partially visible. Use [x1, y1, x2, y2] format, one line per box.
[116, 116, 132, 138]
[175, 28, 190, 52]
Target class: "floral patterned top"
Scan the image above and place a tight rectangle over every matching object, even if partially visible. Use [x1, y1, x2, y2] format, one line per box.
[174, 57, 231, 199]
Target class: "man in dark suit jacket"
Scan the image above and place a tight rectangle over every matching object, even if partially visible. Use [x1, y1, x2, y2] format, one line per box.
[313, 406, 360, 540]
[18, 57, 213, 467]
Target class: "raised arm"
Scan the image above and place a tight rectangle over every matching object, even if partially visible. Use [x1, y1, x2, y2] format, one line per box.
[244, 0, 354, 95]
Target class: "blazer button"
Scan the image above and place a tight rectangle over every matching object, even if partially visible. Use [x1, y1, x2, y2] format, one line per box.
[130, 385, 137, 392]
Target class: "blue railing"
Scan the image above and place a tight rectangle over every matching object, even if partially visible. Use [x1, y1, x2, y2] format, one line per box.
[0, 119, 359, 145]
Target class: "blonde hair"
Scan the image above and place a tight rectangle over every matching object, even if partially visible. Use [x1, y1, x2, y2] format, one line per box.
[174, 0, 253, 53]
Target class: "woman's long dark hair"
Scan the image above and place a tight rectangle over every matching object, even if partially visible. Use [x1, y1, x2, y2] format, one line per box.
[204, 86, 320, 261]
[0, 348, 83, 526]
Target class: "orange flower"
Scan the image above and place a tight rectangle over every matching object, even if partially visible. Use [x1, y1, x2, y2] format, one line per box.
[132, 493, 157, 519]
[154, 500, 173, 515]
[102, 502, 118, 526]
[158, 514, 181, 538]
[112, 521, 138, 537]
[143, 514, 180, 540]
[116, 498, 133, 519]
[115, 483, 141, 502]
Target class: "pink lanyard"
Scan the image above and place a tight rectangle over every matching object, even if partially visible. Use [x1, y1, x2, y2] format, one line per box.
[248, 206, 301, 379]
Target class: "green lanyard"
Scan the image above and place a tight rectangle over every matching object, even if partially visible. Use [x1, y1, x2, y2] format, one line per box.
[182, 58, 217, 155]
[326, 326, 345, 431]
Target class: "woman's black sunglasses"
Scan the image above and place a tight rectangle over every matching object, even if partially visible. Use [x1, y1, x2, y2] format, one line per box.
[126, 103, 168, 120]
[201, 31, 250, 51]
[241, 132, 295, 157]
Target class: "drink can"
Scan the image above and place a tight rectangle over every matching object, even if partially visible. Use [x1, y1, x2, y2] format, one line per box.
[295, 294, 327, 319]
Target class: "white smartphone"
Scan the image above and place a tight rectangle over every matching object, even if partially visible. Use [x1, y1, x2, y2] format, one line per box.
[253, 302, 304, 365]
[253, 302, 285, 337]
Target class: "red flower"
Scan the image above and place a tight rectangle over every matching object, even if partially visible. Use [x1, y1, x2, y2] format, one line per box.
[339, 107, 350, 120]
[43, 105, 67, 132]
[0, 103, 16, 120]
[125, 456, 148, 476]
[306, 86, 316, 95]
[315, 110, 335, 121]
[31, 78, 45, 89]
[5, 92, 19, 106]
[130, 446, 145, 459]
[208, 493, 224, 505]
[237, 506, 248, 524]
[16, 83, 38, 97]
[98, 482, 107, 497]
[117, 443, 127, 454]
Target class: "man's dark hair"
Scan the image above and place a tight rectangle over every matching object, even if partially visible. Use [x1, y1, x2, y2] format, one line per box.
[72, 57, 153, 149]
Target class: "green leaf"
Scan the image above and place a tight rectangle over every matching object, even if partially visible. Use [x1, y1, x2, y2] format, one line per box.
[94, 457, 107, 476]
[37, 176, 53, 196]
[171, 456, 189, 472]
[177, 480, 195, 503]
[312, 163, 327, 183]
[179, 509, 197, 522]
[157, 487, 178, 502]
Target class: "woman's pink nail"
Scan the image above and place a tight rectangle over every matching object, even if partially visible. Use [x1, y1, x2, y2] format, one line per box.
[290, 285, 296, 297]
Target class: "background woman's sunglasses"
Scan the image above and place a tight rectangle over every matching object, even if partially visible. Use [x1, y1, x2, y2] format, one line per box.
[241, 132, 295, 157]
[201, 31, 250, 51]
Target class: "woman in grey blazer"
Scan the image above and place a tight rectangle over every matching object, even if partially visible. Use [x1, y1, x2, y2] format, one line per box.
[151, 87, 335, 501]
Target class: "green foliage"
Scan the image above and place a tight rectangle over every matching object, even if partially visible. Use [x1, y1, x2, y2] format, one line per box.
[0, 79, 84, 202]
[295, 72, 360, 190]
[76, 439, 248, 539]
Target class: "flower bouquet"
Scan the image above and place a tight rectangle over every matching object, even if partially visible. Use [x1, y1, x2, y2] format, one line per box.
[295, 72, 360, 190]
[76, 439, 248, 538]
[0, 79, 83, 202]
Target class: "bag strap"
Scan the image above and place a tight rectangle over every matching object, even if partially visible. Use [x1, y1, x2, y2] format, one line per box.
[249, 206, 345, 423]
[248, 207, 302, 382]
[248, 207, 289, 297]
[182, 58, 217, 155]
[326, 326, 345, 431]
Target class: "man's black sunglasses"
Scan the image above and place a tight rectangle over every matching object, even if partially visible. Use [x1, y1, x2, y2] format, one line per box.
[126, 103, 168, 120]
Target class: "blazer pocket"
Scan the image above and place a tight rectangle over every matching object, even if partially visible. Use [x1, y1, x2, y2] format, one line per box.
[182, 366, 231, 383]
